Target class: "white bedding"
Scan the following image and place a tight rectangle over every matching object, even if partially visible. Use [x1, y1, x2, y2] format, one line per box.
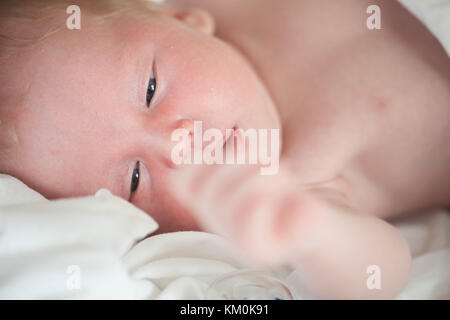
[398, 0, 450, 57]
[0, 174, 448, 299]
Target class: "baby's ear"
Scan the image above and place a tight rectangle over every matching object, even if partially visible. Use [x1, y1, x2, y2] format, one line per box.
[160, 6, 215, 35]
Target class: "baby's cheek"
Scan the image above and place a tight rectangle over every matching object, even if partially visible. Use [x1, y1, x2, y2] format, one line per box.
[136, 176, 202, 233]
[153, 199, 202, 234]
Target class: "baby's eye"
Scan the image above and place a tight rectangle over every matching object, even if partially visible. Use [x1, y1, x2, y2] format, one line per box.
[130, 161, 140, 195]
[146, 70, 156, 107]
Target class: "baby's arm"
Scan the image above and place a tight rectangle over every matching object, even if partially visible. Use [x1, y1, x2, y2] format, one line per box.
[172, 164, 411, 299]
[272, 189, 412, 299]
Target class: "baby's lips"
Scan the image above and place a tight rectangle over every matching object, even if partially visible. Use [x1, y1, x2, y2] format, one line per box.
[223, 126, 246, 156]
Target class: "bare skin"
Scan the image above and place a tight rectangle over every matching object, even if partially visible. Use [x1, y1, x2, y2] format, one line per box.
[0, 0, 449, 298]
[166, 0, 450, 298]
[167, 0, 450, 217]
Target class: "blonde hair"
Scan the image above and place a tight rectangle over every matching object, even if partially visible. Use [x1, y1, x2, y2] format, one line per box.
[0, 0, 160, 172]
[0, 0, 160, 54]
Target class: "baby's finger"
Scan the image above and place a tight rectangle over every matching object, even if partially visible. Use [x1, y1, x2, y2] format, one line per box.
[224, 177, 324, 267]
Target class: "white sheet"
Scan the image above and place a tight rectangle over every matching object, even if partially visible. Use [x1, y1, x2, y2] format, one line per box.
[0, 174, 448, 299]
[0, 175, 158, 299]
[398, 0, 450, 57]
[394, 210, 450, 299]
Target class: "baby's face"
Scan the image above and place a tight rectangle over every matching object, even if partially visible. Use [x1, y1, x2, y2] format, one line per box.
[8, 9, 280, 232]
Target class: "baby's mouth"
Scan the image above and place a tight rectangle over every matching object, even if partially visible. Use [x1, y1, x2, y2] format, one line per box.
[223, 125, 238, 148]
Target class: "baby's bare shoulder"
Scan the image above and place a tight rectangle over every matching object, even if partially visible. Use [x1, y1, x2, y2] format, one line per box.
[275, 0, 450, 216]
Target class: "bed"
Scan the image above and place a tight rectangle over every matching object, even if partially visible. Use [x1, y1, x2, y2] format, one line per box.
[0, 174, 448, 299]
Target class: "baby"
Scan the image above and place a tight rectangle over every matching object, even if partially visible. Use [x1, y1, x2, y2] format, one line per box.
[0, 0, 449, 299]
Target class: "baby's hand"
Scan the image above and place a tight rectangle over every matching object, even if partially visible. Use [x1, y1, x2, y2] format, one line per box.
[169, 133, 411, 299]
[169, 132, 318, 265]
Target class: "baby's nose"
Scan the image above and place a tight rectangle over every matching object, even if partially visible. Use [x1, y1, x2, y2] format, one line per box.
[175, 118, 194, 137]
[163, 118, 195, 169]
